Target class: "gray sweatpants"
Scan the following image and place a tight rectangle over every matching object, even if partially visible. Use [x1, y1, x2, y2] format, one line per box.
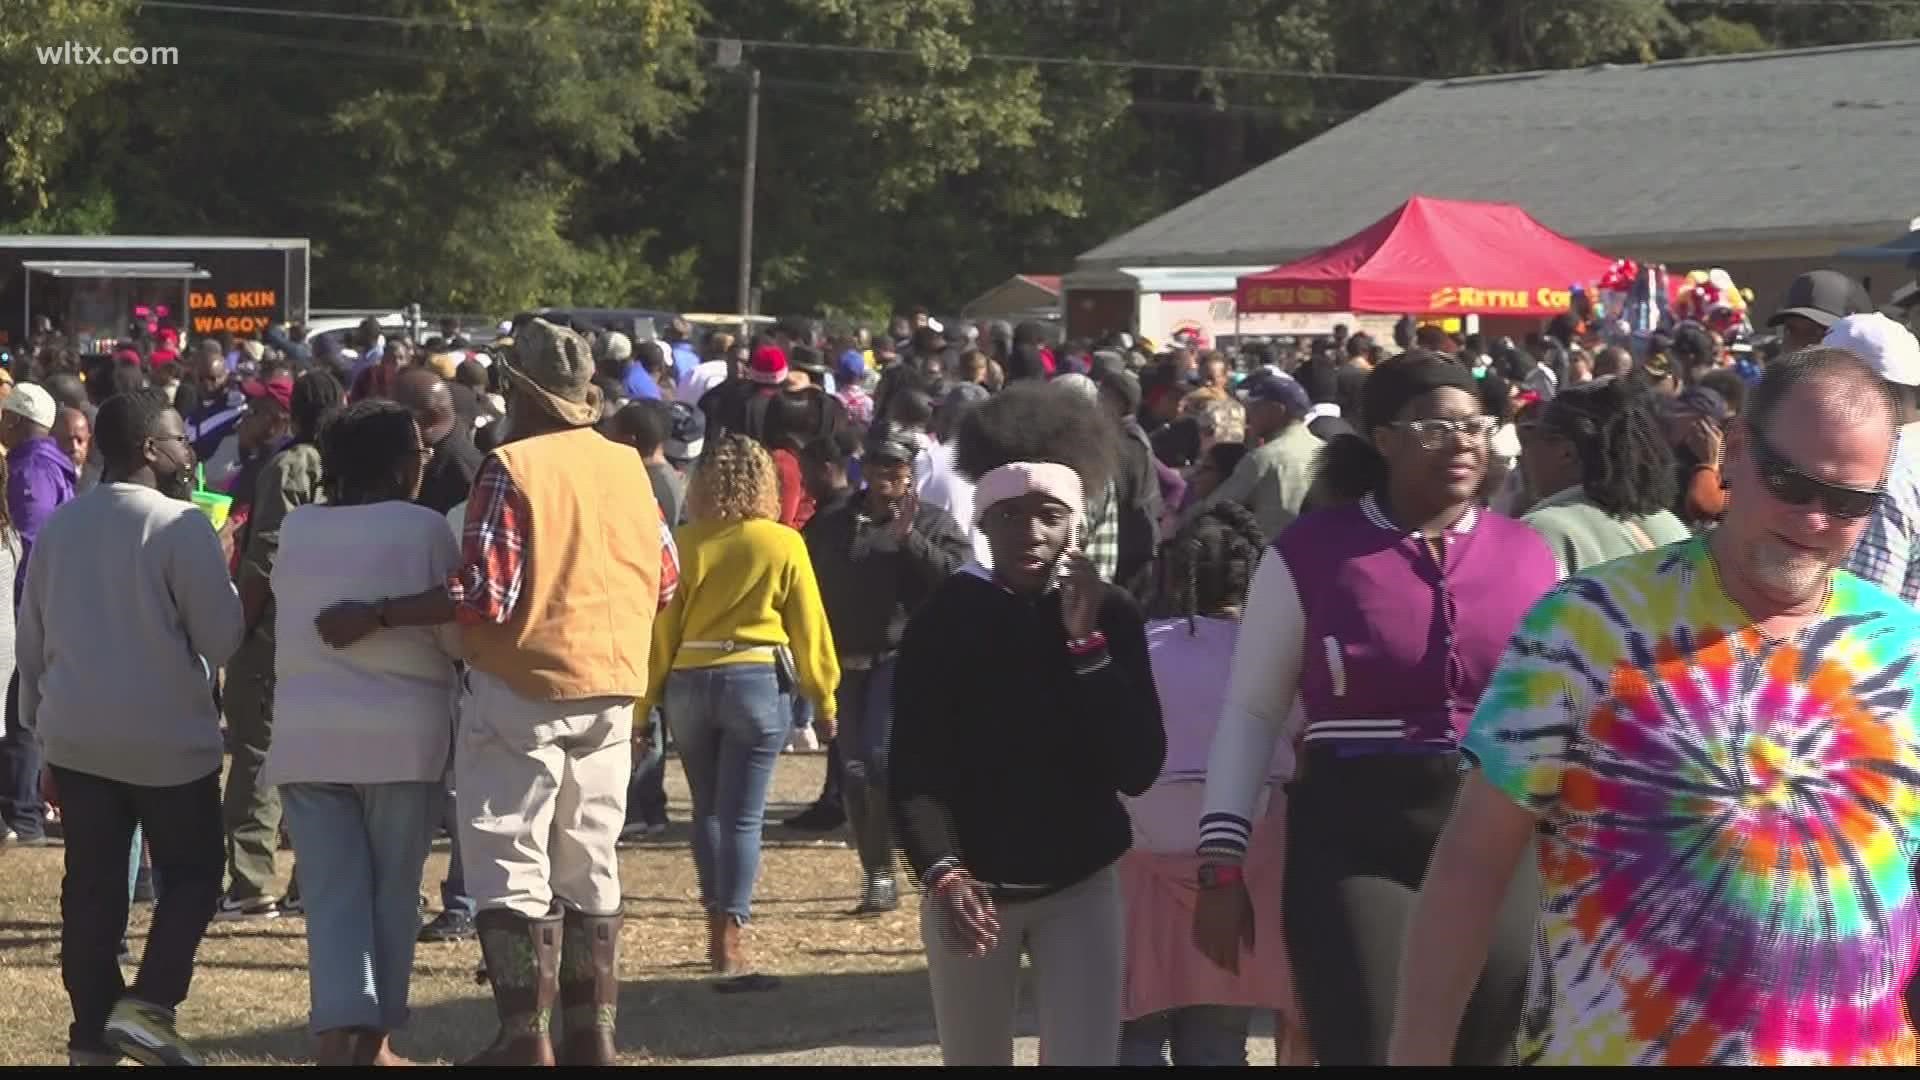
[919, 863, 1123, 1066]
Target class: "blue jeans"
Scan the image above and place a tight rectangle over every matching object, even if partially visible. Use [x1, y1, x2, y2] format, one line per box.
[438, 783, 474, 917]
[280, 781, 438, 1034]
[1117, 1005, 1252, 1066]
[625, 706, 669, 826]
[665, 664, 788, 922]
[835, 658, 894, 788]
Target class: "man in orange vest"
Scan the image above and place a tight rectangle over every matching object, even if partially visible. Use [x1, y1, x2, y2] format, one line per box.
[317, 317, 678, 1067]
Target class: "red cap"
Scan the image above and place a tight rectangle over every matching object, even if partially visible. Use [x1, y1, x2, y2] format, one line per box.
[748, 345, 789, 385]
[241, 374, 294, 410]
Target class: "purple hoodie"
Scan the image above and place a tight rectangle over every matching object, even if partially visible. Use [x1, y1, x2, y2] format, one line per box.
[9, 435, 79, 603]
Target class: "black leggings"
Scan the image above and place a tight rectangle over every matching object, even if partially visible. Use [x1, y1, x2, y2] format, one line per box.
[1282, 749, 1537, 1066]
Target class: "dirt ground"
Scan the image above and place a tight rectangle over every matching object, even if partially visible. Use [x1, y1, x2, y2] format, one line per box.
[0, 753, 1281, 1066]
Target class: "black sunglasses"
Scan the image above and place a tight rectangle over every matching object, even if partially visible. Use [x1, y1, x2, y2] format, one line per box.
[1751, 433, 1882, 520]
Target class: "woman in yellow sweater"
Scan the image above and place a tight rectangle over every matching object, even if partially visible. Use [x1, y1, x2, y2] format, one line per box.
[644, 433, 839, 990]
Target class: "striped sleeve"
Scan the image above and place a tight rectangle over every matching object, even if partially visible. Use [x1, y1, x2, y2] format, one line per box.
[1197, 552, 1306, 861]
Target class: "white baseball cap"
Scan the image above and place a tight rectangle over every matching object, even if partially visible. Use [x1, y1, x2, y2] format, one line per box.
[1824, 312, 1920, 387]
[1, 383, 57, 429]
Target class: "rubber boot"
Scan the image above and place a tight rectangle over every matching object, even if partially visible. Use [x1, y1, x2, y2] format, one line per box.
[558, 910, 621, 1066]
[463, 907, 562, 1067]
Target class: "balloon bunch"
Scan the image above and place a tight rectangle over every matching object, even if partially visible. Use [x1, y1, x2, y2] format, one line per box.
[1672, 268, 1753, 342]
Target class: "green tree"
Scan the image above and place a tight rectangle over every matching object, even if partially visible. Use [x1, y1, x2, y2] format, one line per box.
[92, 0, 707, 310]
[0, 0, 136, 220]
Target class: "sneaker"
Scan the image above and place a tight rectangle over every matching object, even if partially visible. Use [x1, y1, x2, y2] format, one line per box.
[278, 892, 303, 917]
[104, 998, 203, 1067]
[782, 801, 845, 832]
[212, 893, 281, 920]
[417, 908, 476, 943]
[67, 1048, 121, 1067]
[618, 821, 650, 843]
[643, 820, 669, 837]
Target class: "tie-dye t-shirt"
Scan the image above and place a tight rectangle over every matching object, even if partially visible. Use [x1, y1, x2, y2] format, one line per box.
[1462, 535, 1920, 1066]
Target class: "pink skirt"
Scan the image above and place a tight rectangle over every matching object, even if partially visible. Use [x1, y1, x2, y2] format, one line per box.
[1119, 797, 1301, 1023]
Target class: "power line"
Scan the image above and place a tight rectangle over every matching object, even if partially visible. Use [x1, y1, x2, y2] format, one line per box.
[131, 0, 1424, 84]
[144, 23, 1361, 123]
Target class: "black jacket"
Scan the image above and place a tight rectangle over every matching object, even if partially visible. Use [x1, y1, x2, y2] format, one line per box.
[890, 571, 1166, 897]
[417, 426, 485, 515]
[1112, 419, 1163, 595]
[802, 490, 970, 657]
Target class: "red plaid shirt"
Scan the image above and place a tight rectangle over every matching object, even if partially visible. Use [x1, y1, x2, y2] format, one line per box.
[445, 458, 679, 625]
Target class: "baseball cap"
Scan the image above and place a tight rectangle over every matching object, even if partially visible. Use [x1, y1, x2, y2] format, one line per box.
[664, 400, 705, 465]
[1768, 270, 1872, 330]
[2, 383, 57, 430]
[240, 373, 295, 411]
[1823, 312, 1920, 388]
[748, 345, 789, 386]
[863, 424, 922, 467]
[1237, 369, 1311, 414]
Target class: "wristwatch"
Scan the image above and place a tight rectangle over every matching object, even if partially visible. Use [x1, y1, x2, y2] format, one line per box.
[1197, 863, 1244, 890]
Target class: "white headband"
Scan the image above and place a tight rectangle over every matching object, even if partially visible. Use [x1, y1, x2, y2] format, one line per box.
[973, 461, 1084, 527]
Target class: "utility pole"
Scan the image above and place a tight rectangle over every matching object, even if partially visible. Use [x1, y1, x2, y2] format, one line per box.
[715, 38, 758, 323]
[736, 65, 761, 320]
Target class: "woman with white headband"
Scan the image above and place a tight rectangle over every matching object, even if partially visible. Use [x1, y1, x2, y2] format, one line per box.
[890, 381, 1168, 1066]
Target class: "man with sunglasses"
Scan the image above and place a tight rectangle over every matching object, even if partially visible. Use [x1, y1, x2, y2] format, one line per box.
[1391, 347, 1920, 1066]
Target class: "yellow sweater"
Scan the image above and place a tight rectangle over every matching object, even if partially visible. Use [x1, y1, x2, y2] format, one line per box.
[642, 518, 840, 721]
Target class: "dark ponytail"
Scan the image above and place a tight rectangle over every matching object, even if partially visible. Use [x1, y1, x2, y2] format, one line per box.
[1541, 377, 1676, 518]
[1313, 433, 1388, 505]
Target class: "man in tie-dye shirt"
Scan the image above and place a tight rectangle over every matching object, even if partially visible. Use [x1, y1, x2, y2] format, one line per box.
[1390, 347, 1920, 1067]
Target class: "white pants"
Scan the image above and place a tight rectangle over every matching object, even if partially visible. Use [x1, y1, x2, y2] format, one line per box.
[454, 669, 634, 918]
[920, 863, 1125, 1066]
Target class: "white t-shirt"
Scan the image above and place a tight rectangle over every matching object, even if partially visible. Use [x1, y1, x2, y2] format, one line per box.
[917, 440, 992, 568]
[264, 500, 463, 787]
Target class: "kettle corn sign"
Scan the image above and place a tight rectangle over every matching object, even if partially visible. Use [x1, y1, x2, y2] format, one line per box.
[1426, 285, 1572, 312]
[1242, 284, 1340, 309]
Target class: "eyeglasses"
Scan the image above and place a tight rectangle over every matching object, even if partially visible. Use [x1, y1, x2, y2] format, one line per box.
[1752, 433, 1882, 520]
[1386, 415, 1497, 451]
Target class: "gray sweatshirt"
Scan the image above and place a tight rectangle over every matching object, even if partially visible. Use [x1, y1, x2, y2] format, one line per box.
[19, 482, 245, 787]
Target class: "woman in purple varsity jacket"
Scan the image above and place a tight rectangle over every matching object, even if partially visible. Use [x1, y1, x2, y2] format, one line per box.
[1189, 353, 1559, 1066]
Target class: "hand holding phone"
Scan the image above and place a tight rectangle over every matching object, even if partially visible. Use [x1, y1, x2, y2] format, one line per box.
[1058, 551, 1103, 641]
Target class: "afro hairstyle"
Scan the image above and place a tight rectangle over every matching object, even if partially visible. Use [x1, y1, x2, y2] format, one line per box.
[954, 379, 1115, 500]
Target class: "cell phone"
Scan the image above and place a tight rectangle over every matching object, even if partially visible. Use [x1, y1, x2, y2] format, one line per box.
[1052, 519, 1083, 587]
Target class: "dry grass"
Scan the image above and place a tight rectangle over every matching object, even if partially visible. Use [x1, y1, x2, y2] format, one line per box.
[0, 754, 950, 1066]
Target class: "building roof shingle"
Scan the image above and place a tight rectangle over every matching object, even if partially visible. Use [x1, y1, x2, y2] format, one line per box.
[1076, 40, 1920, 271]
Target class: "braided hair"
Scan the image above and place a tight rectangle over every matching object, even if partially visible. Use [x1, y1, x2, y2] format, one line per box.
[1538, 376, 1676, 518]
[318, 399, 420, 506]
[1161, 501, 1268, 632]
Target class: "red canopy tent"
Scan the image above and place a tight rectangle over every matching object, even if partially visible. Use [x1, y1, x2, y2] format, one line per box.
[1235, 195, 1618, 318]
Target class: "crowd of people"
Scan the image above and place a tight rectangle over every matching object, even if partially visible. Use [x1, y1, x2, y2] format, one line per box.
[2, 266, 1920, 1067]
